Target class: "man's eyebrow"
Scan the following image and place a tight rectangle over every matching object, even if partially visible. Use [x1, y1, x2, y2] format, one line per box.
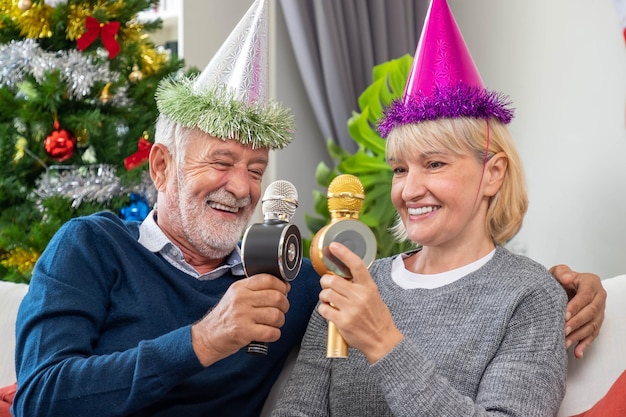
[208, 149, 235, 158]
[252, 157, 269, 165]
[208, 149, 268, 165]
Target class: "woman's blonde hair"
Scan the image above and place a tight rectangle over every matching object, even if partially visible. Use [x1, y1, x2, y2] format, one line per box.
[385, 117, 528, 246]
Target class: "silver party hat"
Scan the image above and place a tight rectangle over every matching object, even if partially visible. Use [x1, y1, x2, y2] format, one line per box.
[193, 0, 268, 105]
[155, 0, 293, 150]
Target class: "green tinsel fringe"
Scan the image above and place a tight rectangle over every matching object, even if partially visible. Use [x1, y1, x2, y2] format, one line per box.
[155, 76, 294, 150]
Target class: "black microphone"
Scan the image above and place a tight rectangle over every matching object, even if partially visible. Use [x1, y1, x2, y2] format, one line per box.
[241, 180, 302, 355]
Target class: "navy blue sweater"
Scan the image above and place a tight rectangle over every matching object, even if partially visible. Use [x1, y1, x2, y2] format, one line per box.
[13, 211, 321, 417]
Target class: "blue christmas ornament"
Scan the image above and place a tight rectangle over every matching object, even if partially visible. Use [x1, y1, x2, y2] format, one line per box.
[120, 193, 150, 221]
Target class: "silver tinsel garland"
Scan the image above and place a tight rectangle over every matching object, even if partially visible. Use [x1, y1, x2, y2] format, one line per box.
[31, 164, 156, 210]
[0, 39, 131, 106]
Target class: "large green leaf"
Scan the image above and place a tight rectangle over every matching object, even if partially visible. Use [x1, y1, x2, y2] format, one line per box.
[305, 54, 415, 259]
[347, 108, 385, 156]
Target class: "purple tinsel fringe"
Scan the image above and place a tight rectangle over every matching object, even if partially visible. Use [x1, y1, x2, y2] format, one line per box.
[377, 83, 515, 138]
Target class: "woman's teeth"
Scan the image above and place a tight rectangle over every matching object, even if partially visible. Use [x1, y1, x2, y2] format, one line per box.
[408, 206, 439, 215]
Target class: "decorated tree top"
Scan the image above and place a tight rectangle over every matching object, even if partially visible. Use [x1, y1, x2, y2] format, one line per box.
[0, 0, 187, 282]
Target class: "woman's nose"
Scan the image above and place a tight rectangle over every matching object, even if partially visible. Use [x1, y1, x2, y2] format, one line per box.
[402, 171, 427, 201]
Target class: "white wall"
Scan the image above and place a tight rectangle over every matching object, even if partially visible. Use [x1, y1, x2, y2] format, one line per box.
[165, 0, 626, 278]
[448, 0, 626, 278]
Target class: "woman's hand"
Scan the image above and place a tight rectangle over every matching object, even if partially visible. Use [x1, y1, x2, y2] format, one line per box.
[317, 242, 403, 363]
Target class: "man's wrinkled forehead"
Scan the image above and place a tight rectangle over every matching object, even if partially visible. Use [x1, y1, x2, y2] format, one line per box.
[187, 132, 269, 164]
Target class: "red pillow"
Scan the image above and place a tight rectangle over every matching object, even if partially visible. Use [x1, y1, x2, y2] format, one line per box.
[570, 369, 626, 417]
[0, 382, 16, 417]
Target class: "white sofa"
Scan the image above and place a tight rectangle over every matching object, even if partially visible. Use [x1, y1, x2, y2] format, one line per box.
[556, 274, 626, 416]
[2, 275, 625, 416]
[0, 281, 28, 388]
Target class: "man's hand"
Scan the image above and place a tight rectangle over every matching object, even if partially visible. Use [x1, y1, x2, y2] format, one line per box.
[191, 275, 290, 366]
[549, 264, 606, 359]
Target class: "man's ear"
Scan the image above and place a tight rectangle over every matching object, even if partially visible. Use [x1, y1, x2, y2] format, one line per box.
[484, 152, 508, 197]
[149, 143, 171, 192]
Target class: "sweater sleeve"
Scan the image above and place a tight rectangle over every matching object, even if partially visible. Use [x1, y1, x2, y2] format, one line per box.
[271, 308, 332, 417]
[12, 216, 205, 417]
[370, 274, 567, 417]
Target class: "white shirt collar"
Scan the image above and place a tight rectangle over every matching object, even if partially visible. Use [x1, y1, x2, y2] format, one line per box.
[391, 248, 495, 289]
[138, 210, 245, 280]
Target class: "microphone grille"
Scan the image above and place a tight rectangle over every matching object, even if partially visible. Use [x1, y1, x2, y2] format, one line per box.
[327, 174, 365, 213]
[262, 180, 298, 218]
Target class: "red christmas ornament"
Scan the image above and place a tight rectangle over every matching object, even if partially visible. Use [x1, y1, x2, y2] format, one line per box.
[44, 121, 76, 161]
[124, 135, 153, 170]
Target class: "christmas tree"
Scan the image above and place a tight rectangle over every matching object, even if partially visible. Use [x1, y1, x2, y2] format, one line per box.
[0, 0, 187, 283]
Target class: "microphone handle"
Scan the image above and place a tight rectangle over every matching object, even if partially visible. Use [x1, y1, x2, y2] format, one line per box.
[327, 319, 348, 358]
[247, 341, 269, 356]
[241, 221, 303, 356]
[310, 219, 377, 359]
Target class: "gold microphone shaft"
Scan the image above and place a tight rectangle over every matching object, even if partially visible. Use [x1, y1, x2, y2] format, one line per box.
[325, 175, 363, 358]
[310, 174, 376, 359]
[327, 319, 348, 358]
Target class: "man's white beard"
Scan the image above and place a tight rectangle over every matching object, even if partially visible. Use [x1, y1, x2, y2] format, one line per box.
[177, 177, 252, 259]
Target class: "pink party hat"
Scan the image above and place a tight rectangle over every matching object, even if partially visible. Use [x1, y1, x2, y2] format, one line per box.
[378, 0, 513, 137]
[155, 0, 293, 150]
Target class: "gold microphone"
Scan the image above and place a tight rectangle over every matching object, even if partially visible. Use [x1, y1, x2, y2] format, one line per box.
[309, 174, 377, 358]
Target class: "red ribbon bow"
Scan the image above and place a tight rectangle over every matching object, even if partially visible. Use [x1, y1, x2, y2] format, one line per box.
[77, 16, 121, 59]
[124, 137, 153, 171]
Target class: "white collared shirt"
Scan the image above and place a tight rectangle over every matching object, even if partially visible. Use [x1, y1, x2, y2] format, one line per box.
[138, 210, 245, 280]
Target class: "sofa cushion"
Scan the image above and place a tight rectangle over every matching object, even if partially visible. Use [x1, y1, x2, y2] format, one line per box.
[568, 369, 626, 417]
[0, 382, 16, 417]
[0, 281, 29, 387]
[557, 274, 626, 417]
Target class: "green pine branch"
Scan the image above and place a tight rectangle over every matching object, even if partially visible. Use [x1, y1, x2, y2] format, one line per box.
[0, 0, 185, 282]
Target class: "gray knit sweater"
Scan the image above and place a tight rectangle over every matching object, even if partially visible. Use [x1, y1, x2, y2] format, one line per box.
[272, 246, 568, 417]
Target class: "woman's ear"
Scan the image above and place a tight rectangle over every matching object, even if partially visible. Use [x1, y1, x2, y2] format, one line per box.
[149, 144, 171, 192]
[484, 152, 508, 197]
